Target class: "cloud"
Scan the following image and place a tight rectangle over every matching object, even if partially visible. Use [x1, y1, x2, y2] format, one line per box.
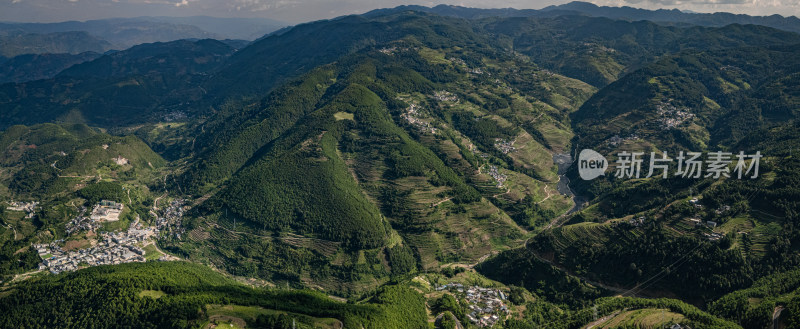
[174, 0, 188, 6]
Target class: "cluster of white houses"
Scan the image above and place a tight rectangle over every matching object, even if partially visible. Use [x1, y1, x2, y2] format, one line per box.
[35, 220, 156, 274]
[65, 200, 124, 235]
[432, 90, 459, 102]
[484, 165, 507, 188]
[401, 103, 438, 135]
[155, 199, 186, 240]
[31, 196, 188, 275]
[436, 283, 509, 328]
[6, 200, 38, 219]
[493, 138, 516, 154]
[655, 101, 695, 130]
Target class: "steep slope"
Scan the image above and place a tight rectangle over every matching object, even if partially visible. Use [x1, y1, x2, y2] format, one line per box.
[572, 44, 800, 159]
[205, 13, 493, 99]
[0, 52, 101, 83]
[0, 123, 165, 198]
[221, 84, 392, 250]
[0, 39, 235, 128]
[482, 44, 800, 308]
[2, 12, 797, 132]
[168, 27, 601, 293]
[481, 16, 800, 87]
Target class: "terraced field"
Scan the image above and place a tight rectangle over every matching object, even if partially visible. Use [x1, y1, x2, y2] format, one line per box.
[507, 131, 559, 182]
[587, 308, 684, 329]
[551, 222, 613, 250]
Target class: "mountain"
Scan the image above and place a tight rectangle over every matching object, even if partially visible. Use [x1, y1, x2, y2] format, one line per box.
[542, 1, 800, 34]
[478, 43, 800, 307]
[0, 30, 111, 58]
[138, 16, 287, 40]
[366, 2, 800, 34]
[0, 123, 165, 280]
[480, 15, 800, 87]
[572, 44, 800, 153]
[362, 4, 541, 19]
[0, 18, 219, 49]
[0, 39, 235, 128]
[4, 12, 798, 131]
[203, 13, 493, 99]
[0, 52, 100, 83]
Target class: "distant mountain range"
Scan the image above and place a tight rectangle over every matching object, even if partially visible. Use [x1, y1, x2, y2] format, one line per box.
[0, 16, 286, 82]
[0, 30, 110, 58]
[365, 1, 800, 33]
[0, 16, 288, 49]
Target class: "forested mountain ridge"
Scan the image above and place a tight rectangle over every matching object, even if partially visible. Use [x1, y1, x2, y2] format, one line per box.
[0, 39, 236, 128]
[0, 51, 101, 83]
[0, 6, 800, 329]
[477, 42, 800, 325]
[3, 12, 799, 131]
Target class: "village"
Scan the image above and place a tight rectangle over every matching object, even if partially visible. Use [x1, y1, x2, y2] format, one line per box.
[483, 165, 507, 188]
[493, 138, 515, 154]
[34, 197, 187, 275]
[432, 90, 459, 103]
[155, 198, 187, 240]
[401, 102, 438, 134]
[436, 283, 509, 328]
[65, 200, 125, 235]
[655, 101, 695, 130]
[621, 198, 730, 242]
[605, 134, 640, 147]
[6, 200, 38, 219]
[35, 219, 156, 274]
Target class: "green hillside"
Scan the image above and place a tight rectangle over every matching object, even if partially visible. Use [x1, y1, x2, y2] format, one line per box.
[0, 123, 166, 281]
[0, 261, 428, 329]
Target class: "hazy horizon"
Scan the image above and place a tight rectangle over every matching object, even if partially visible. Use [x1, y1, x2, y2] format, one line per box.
[1, 0, 798, 25]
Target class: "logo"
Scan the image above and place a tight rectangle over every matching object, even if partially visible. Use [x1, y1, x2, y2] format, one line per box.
[578, 149, 608, 180]
[576, 149, 763, 181]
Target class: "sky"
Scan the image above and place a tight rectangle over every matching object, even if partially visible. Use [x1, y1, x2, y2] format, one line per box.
[1, 0, 799, 24]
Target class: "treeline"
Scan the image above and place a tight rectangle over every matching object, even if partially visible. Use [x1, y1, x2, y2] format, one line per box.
[529, 225, 753, 302]
[77, 181, 125, 204]
[0, 262, 428, 329]
[476, 247, 606, 308]
[709, 269, 800, 328]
